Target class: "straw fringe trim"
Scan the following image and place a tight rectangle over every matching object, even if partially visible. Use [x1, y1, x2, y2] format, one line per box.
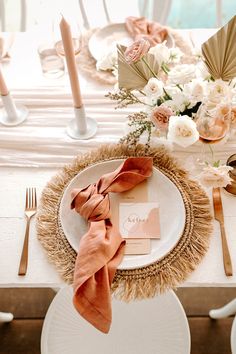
[36, 144, 213, 301]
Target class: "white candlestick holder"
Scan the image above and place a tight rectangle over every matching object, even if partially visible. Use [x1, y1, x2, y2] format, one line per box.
[66, 105, 97, 140]
[0, 93, 28, 126]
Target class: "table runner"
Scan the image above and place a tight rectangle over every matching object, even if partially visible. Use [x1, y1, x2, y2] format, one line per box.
[0, 87, 235, 168]
[36, 144, 212, 301]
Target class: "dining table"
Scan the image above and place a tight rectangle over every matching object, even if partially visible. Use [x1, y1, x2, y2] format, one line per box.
[0, 26, 236, 291]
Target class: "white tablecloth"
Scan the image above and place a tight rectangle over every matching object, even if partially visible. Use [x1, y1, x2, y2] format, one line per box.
[2, 27, 230, 168]
[1, 28, 236, 288]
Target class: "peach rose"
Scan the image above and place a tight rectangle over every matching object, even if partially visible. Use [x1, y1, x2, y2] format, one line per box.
[124, 39, 150, 64]
[151, 105, 173, 132]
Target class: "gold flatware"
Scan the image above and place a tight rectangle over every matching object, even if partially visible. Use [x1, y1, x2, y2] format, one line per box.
[212, 187, 233, 276]
[18, 188, 37, 276]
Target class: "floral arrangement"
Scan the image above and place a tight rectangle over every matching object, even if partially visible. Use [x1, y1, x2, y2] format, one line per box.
[106, 39, 236, 144]
[97, 36, 236, 188]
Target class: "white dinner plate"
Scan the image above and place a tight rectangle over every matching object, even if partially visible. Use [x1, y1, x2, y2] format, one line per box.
[59, 159, 186, 270]
[88, 22, 174, 61]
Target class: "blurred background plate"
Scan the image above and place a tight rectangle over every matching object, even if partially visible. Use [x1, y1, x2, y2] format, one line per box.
[88, 22, 174, 61]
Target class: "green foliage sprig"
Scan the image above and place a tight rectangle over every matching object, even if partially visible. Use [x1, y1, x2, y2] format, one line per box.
[119, 111, 155, 151]
[105, 89, 146, 109]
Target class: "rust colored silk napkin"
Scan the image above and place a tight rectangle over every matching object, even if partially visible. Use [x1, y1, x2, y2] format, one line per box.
[71, 157, 153, 333]
[125, 16, 168, 47]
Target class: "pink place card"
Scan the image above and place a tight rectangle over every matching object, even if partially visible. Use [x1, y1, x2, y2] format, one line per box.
[119, 202, 161, 239]
[110, 180, 148, 227]
[110, 180, 160, 255]
[124, 239, 151, 255]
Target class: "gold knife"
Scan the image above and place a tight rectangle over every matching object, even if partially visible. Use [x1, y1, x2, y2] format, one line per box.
[212, 187, 233, 276]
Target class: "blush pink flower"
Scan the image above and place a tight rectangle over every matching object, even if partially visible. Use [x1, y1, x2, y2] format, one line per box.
[199, 165, 233, 188]
[150, 105, 173, 132]
[124, 39, 150, 64]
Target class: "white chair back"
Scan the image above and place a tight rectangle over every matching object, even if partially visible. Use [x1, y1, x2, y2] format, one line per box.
[209, 298, 236, 354]
[232, 317, 236, 354]
[0, 311, 13, 322]
[0, 0, 174, 32]
[78, 0, 141, 30]
[0, 0, 27, 31]
[78, 0, 172, 30]
[41, 286, 191, 354]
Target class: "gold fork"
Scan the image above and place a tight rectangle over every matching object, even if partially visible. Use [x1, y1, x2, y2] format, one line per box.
[18, 188, 37, 276]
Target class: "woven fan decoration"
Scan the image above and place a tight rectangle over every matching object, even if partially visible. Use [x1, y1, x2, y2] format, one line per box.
[117, 44, 159, 90]
[202, 15, 236, 81]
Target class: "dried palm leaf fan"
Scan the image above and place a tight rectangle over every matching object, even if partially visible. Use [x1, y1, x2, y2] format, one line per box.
[202, 15, 236, 81]
[117, 44, 159, 90]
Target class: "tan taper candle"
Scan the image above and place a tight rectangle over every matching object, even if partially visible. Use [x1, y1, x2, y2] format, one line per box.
[0, 67, 9, 96]
[60, 16, 82, 108]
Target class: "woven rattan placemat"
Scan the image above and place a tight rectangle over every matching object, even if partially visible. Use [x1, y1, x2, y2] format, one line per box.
[37, 144, 212, 301]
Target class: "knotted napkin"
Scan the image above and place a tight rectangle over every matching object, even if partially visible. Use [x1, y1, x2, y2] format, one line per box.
[71, 157, 153, 333]
[125, 16, 168, 47]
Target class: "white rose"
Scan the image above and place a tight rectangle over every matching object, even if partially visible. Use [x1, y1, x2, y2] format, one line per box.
[167, 115, 199, 147]
[168, 64, 196, 85]
[164, 85, 180, 98]
[163, 99, 186, 115]
[169, 47, 183, 63]
[173, 93, 190, 112]
[143, 78, 164, 98]
[149, 41, 170, 65]
[96, 50, 117, 71]
[183, 78, 206, 102]
[165, 91, 192, 113]
[199, 165, 233, 188]
[207, 79, 231, 104]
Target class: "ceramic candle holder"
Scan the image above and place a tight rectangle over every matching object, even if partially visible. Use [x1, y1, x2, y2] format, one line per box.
[66, 105, 97, 140]
[224, 154, 236, 195]
[0, 93, 28, 126]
